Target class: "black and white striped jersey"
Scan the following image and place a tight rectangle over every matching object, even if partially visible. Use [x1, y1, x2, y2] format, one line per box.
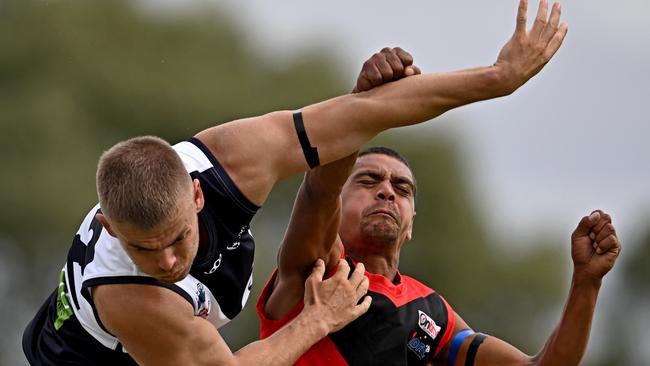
[23, 137, 259, 365]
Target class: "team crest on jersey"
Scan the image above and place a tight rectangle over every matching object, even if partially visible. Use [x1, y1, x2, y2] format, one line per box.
[418, 310, 441, 340]
[196, 283, 211, 318]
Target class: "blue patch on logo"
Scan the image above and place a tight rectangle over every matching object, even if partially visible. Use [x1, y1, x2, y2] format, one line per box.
[407, 337, 430, 360]
[197, 283, 206, 308]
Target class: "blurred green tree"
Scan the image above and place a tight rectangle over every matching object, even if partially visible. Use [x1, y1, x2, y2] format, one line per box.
[0, 0, 347, 257]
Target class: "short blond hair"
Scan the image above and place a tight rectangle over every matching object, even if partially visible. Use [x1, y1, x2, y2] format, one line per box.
[96, 136, 192, 229]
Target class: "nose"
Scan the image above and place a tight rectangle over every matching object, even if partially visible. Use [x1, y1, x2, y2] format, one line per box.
[376, 181, 395, 202]
[157, 247, 177, 272]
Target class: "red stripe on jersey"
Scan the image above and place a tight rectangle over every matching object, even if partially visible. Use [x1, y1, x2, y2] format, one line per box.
[434, 295, 456, 357]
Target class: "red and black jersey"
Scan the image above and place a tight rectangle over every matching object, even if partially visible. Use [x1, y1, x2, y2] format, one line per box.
[257, 257, 455, 365]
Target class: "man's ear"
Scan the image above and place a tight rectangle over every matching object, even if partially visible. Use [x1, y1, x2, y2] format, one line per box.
[405, 210, 416, 241]
[193, 179, 205, 213]
[95, 213, 117, 238]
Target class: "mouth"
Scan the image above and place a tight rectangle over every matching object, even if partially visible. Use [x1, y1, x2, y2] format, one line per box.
[369, 208, 397, 221]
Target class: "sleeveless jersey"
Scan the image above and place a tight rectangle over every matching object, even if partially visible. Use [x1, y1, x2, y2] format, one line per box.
[257, 257, 455, 366]
[23, 137, 259, 365]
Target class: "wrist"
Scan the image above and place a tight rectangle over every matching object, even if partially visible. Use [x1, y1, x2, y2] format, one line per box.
[571, 269, 603, 290]
[490, 63, 523, 96]
[295, 305, 330, 340]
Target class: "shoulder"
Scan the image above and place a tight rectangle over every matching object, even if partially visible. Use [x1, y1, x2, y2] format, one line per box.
[401, 274, 436, 298]
[173, 137, 218, 175]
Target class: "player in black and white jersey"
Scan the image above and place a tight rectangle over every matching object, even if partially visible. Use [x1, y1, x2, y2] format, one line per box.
[23, 3, 569, 363]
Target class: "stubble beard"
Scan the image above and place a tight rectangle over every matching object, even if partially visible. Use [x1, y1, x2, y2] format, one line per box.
[359, 217, 399, 248]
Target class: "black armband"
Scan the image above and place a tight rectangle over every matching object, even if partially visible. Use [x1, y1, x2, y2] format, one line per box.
[464, 333, 487, 366]
[292, 110, 320, 169]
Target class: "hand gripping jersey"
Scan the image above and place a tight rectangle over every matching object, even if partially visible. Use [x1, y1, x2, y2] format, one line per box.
[23, 137, 259, 365]
[257, 257, 456, 365]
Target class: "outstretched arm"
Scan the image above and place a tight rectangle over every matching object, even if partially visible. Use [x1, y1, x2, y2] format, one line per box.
[195, 0, 567, 206]
[433, 209, 621, 366]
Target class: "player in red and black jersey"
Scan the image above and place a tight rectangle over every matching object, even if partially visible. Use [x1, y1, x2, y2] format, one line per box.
[258, 147, 621, 365]
[258, 3, 620, 365]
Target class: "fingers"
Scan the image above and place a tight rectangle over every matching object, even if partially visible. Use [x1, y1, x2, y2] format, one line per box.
[348, 262, 366, 287]
[353, 295, 372, 317]
[394, 47, 414, 67]
[307, 258, 326, 283]
[592, 210, 612, 234]
[594, 222, 616, 244]
[589, 211, 617, 254]
[332, 258, 351, 280]
[572, 211, 600, 239]
[515, 0, 528, 36]
[529, 0, 549, 40]
[351, 266, 369, 301]
[356, 60, 382, 92]
[539, 2, 560, 43]
[405, 65, 422, 76]
[594, 233, 621, 256]
[544, 21, 568, 60]
[578, 210, 620, 256]
[354, 47, 419, 92]
[383, 48, 405, 80]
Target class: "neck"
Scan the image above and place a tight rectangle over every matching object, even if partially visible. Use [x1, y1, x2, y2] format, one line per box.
[345, 245, 400, 283]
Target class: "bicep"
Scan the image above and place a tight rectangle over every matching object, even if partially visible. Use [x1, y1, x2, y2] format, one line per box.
[195, 111, 309, 206]
[194, 96, 379, 206]
[94, 284, 234, 366]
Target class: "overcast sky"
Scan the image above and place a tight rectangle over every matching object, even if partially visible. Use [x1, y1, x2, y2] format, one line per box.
[144, 0, 650, 245]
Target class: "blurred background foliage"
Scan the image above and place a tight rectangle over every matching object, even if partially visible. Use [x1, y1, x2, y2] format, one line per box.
[0, 0, 647, 365]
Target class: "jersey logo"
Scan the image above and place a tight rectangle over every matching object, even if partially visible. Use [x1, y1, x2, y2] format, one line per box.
[196, 283, 210, 318]
[418, 310, 441, 340]
[54, 268, 73, 330]
[227, 226, 249, 250]
[407, 335, 431, 360]
[204, 253, 222, 274]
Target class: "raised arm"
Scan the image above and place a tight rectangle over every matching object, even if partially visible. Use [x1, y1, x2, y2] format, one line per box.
[262, 48, 420, 319]
[93, 258, 370, 366]
[195, 0, 567, 206]
[263, 153, 358, 319]
[433, 209, 621, 366]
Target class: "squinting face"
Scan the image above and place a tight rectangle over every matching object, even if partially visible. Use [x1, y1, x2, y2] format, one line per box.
[340, 153, 416, 249]
[100, 181, 204, 284]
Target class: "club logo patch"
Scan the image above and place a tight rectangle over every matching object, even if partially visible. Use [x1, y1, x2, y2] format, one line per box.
[407, 336, 431, 360]
[196, 283, 211, 318]
[418, 310, 441, 340]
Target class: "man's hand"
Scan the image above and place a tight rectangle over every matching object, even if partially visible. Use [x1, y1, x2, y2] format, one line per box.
[494, 0, 568, 93]
[303, 258, 371, 333]
[353, 47, 421, 93]
[571, 210, 621, 280]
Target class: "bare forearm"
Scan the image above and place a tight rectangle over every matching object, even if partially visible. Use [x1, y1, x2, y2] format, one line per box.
[303, 65, 508, 166]
[303, 152, 357, 201]
[233, 310, 327, 366]
[277, 155, 356, 274]
[532, 273, 601, 366]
